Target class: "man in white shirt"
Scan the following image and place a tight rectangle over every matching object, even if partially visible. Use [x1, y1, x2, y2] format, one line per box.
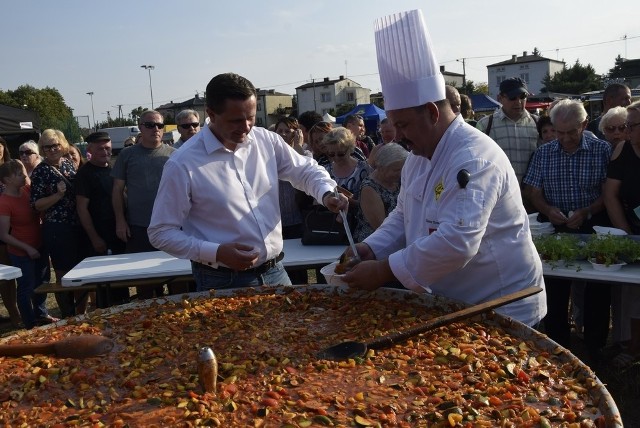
[148, 73, 346, 290]
[343, 10, 546, 326]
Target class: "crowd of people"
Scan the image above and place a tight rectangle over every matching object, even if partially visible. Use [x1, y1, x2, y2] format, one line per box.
[0, 11, 636, 372]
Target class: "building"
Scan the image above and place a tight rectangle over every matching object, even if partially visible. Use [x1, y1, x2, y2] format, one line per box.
[441, 66, 464, 88]
[156, 94, 206, 123]
[256, 89, 293, 128]
[486, 51, 565, 98]
[295, 76, 371, 116]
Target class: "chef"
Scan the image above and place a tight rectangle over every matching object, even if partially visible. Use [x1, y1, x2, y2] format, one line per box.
[344, 9, 546, 326]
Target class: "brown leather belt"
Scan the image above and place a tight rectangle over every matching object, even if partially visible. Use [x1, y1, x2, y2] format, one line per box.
[192, 252, 284, 275]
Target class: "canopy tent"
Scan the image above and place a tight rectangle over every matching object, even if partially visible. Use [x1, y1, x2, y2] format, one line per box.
[469, 94, 501, 113]
[322, 112, 336, 123]
[335, 104, 386, 135]
[0, 104, 41, 156]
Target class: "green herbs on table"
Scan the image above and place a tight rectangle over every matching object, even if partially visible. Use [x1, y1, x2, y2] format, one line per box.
[582, 234, 640, 266]
[533, 234, 582, 268]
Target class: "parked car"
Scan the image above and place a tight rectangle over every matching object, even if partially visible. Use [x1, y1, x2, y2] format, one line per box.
[162, 130, 180, 146]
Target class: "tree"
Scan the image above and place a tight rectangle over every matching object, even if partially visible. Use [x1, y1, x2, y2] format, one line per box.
[541, 60, 602, 94]
[532, 47, 541, 56]
[96, 117, 137, 129]
[456, 80, 488, 95]
[130, 106, 147, 123]
[0, 84, 82, 143]
[335, 103, 355, 117]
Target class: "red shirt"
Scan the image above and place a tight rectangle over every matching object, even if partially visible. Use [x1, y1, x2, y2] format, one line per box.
[0, 185, 42, 257]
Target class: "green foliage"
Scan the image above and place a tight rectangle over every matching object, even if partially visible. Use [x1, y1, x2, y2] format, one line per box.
[96, 117, 137, 129]
[541, 60, 602, 94]
[0, 84, 82, 143]
[456, 80, 488, 95]
[129, 106, 147, 122]
[335, 103, 355, 117]
[533, 234, 582, 266]
[583, 234, 640, 266]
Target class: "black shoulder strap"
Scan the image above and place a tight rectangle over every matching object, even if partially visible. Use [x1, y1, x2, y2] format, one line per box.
[484, 114, 494, 136]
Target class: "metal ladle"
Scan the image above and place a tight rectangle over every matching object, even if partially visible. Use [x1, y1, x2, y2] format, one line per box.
[334, 189, 361, 263]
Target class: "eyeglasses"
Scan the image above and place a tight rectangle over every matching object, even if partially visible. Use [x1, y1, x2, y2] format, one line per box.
[19, 150, 36, 156]
[179, 122, 200, 130]
[626, 122, 640, 131]
[604, 125, 627, 133]
[42, 143, 61, 151]
[508, 93, 527, 101]
[141, 122, 165, 129]
[327, 151, 348, 158]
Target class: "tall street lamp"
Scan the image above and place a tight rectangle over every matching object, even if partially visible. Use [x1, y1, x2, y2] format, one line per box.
[140, 65, 155, 109]
[86, 92, 96, 130]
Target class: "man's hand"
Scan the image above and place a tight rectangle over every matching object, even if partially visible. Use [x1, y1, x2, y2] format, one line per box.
[216, 243, 260, 271]
[25, 246, 40, 260]
[546, 207, 568, 225]
[116, 220, 130, 243]
[566, 209, 588, 230]
[323, 192, 349, 214]
[91, 237, 108, 254]
[343, 258, 395, 291]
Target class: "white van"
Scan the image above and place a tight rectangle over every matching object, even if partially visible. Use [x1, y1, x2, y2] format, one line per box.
[100, 126, 140, 154]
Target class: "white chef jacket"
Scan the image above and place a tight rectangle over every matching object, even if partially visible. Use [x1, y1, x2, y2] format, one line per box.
[365, 115, 546, 326]
[148, 125, 336, 268]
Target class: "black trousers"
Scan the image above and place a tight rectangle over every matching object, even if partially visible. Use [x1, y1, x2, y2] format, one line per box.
[543, 278, 611, 351]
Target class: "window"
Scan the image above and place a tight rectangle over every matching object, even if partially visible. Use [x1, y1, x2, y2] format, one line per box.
[496, 67, 505, 72]
[519, 64, 530, 70]
[520, 73, 529, 84]
[321, 92, 331, 102]
[496, 75, 506, 86]
[257, 104, 262, 111]
[347, 92, 355, 102]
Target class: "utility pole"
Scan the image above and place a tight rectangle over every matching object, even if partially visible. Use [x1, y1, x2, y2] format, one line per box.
[140, 65, 155, 108]
[457, 58, 467, 93]
[86, 92, 96, 130]
[310, 75, 317, 113]
[113, 105, 123, 120]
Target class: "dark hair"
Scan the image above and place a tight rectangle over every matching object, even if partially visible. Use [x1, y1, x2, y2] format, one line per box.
[460, 94, 474, 119]
[274, 116, 299, 131]
[536, 115, 553, 138]
[297, 111, 323, 131]
[343, 114, 363, 126]
[0, 159, 23, 182]
[205, 73, 256, 114]
[603, 83, 630, 102]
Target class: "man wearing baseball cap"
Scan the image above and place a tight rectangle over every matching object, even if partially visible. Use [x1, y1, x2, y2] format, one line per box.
[476, 77, 539, 185]
[343, 10, 546, 327]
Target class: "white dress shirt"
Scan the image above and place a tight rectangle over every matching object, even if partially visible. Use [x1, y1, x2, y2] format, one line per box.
[365, 115, 546, 326]
[148, 125, 336, 268]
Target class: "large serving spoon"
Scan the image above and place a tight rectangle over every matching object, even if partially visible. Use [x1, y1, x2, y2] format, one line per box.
[0, 335, 115, 359]
[317, 286, 542, 360]
[334, 189, 361, 263]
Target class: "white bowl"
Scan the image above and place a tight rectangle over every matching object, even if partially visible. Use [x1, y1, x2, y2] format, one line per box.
[592, 226, 627, 236]
[588, 259, 627, 271]
[320, 261, 348, 286]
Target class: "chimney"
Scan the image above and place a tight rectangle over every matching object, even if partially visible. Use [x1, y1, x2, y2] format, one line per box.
[512, 55, 517, 62]
[339, 75, 344, 80]
[194, 94, 199, 99]
[440, 65, 445, 72]
[323, 77, 329, 82]
[523, 51, 528, 57]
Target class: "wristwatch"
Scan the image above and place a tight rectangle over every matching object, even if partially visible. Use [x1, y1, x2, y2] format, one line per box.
[585, 207, 592, 221]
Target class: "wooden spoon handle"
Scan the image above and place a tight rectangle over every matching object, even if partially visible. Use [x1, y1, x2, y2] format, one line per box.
[366, 286, 542, 350]
[0, 342, 56, 357]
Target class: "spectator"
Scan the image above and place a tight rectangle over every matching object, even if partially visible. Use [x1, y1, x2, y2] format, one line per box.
[65, 143, 84, 170]
[274, 117, 308, 156]
[460, 94, 476, 126]
[0, 160, 56, 328]
[369, 118, 401, 168]
[123, 137, 135, 148]
[536, 116, 556, 145]
[30, 129, 83, 317]
[18, 141, 42, 177]
[524, 99, 612, 358]
[111, 110, 176, 299]
[0, 136, 21, 327]
[354, 143, 407, 242]
[603, 101, 640, 367]
[173, 109, 201, 149]
[445, 85, 461, 113]
[476, 77, 539, 184]
[343, 114, 375, 157]
[297, 110, 323, 149]
[308, 121, 332, 168]
[148, 72, 345, 290]
[599, 106, 628, 148]
[322, 127, 372, 204]
[587, 83, 632, 140]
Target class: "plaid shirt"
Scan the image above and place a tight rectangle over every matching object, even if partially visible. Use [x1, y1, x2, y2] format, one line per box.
[522, 134, 612, 212]
[476, 109, 538, 183]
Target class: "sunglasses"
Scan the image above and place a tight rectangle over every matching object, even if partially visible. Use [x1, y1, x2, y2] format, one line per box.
[142, 122, 165, 129]
[43, 143, 61, 151]
[19, 150, 36, 156]
[179, 122, 200, 130]
[604, 125, 627, 133]
[508, 93, 527, 101]
[327, 151, 348, 158]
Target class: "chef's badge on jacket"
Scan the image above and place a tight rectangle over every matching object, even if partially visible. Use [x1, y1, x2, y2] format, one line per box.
[434, 179, 444, 201]
[426, 219, 439, 235]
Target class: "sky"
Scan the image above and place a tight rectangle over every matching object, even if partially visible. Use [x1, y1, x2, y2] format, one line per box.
[2, 0, 638, 124]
